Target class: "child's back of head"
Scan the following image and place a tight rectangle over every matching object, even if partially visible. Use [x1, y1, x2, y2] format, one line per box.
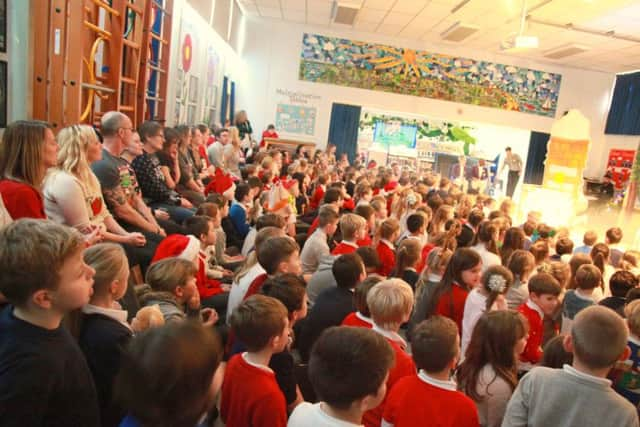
[115, 321, 222, 427]
[354, 276, 384, 317]
[412, 316, 459, 374]
[230, 294, 288, 353]
[340, 213, 366, 241]
[407, 213, 426, 234]
[332, 253, 365, 290]
[356, 246, 382, 273]
[541, 334, 573, 368]
[528, 273, 562, 297]
[0, 219, 87, 308]
[575, 264, 602, 291]
[256, 235, 300, 275]
[583, 230, 597, 246]
[555, 237, 574, 256]
[260, 273, 307, 321]
[610, 270, 639, 298]
[570, 305, 628, 370]
[83, 243, 129, 300]
[145, 258, 197, 294]
[625, 300, 640, 338]
[308, 326, 394, 411]
[606, 227, 623, 245]
[366, 278, 413, 330]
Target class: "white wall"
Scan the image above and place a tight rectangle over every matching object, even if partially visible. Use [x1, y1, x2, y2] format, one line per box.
[239, 18, 638, 178]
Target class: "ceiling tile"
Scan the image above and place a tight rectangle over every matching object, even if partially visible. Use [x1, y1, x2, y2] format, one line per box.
[362, 0, 394, 10]
[307, 0, 332, 13]
[240, 3, 259, 14]
[382, 11, 414, 26]
[306, 11, 331, 25]
[357, 7, 387, 22]
[255, 0, 281, 8]
[283, 9, 306, 22]
[398, 23, 428, 39]
[377, 23, 405, 36]
[281, 0, 305, 11]
[258, 5, 283, 17]
[391, 0, 428, 14]
[353, 20, 380, 31]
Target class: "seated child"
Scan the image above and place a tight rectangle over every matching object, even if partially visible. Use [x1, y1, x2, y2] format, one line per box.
[606, 227, 625, 268]
[610, 300, 640, 408]
[518, 273, 562, 368]
[573, 230, 597, 255]
[503, 306, 637, 427]
[600, 270, 639, 317]
[298, 253, 366, 362]
[382, 316, 479, 427]
[540, 334, 573, 369]
[457, 311, 528, 427]
[226, 226, 285, 323]
[241, 212, 286, 257]
[140, 257, 217, 325]
[288, 326, 395, 427]
[221, 295, 290, 427]
[300, 205, 339, 275]
[561, 264, 602, 334]
[363, 278, 416, 427]
[245, 235, 301, 299]
[391, 238, 422, 290]
[354, 203, 376, 246]
[375, 217, 401, 276]
[0, 219, 99, 425]
[115, 321, 223, 427]
[399, 212, 427, 246]
[341, 275, 384, 328]
[332, 213, 367, 255]
[79, 243, 132, 427]
[551, 237, 574, 263]
[461, 265, 513, 356]
[260, 274, 308, 411]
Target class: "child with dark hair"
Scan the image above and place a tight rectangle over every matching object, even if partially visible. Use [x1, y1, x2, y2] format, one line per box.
[115, 322, 223, 427]
[298, 253, 366, 362]
[505, 250, 536, 310]
[221, 295, 290, 427]
[552, 237, 574, 262]
[0, 220, 100, 426]
[375, 217, 401, 276]
[599, 270, 638, 317]
[382, 316, 479, 427]
[561, 264, 602, 334]
[392, 238, 422, 290]
[504, 306, 636, 426]
[457, 311, 528, 427]
[518, 273, 562, 367]
[606, 227, 625, 267]
[540, 334, 573, 368]
[341, 275, 383, 328]
[289, 327, 395, 426]
[245, 236, 301, 300]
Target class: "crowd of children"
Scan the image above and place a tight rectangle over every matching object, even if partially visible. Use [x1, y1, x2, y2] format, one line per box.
[1, 116, 640, 427]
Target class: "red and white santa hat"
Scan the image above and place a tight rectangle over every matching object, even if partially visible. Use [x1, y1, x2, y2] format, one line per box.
[151, 234, 200, 264]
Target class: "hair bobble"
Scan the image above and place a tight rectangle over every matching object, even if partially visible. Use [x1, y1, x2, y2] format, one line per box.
[487, 274, 507, 293]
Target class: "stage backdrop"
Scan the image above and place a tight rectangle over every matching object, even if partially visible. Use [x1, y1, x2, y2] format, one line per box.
[299, 33, 562, 118]
[357, 108, 531, 164]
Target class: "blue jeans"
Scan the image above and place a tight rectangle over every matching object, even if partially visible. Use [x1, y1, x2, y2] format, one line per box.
[149, 202, 195, 224]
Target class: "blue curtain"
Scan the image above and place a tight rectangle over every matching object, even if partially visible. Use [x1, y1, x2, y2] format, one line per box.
[524, 131, 549, 185]
[230, 81, 236, 123]
[328, 103, 361, 163]
[220, 76, 228, 125]
[605, 72, 640, 135]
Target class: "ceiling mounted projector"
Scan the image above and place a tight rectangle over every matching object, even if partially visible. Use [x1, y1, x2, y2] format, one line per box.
[500, 0, 539, 52]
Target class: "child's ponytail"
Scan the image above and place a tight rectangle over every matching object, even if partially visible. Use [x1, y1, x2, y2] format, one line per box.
[482, 265, 514, 310]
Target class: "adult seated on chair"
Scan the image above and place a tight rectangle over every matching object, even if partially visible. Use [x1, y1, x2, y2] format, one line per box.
[91, 112, 167, 247]
[131, 120, 195, 224]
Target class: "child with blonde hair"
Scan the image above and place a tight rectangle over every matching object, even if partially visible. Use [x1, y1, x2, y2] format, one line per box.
[332, 213, 367, 256]
[610, 300, 640, 407]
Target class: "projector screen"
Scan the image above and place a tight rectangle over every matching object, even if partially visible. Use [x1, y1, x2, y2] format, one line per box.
[373, 120, 418, 151]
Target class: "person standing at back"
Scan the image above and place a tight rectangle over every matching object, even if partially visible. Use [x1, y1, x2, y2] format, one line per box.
[500, 147, 522, 199]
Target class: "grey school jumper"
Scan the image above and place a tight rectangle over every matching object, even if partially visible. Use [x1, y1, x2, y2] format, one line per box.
[502, 365, 638, 427]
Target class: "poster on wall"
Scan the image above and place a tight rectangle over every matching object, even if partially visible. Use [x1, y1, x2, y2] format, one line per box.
[300, 33, 562, 118]
[273, 88, 321, 138]
[607, 149, 635, 191]
[275, 104, 316, 136]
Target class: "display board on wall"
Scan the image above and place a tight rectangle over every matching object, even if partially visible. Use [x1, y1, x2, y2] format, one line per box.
[607, 149, 635, 190]
[273, 88, 321, 138]
[299, 33, 562, 118]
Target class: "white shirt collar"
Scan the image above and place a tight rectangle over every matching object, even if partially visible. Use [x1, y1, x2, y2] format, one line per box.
[526, 299, 544, 319]
[242, 352, 273, 373]
[562, 364, 612, 386]
[82, 303, 132, 331]
[629, 334, 640, 346]
[381, 239, 395, 249]
[372, 323, 407, 348]
[427, 273, 442, 282]
[417, 370, 457, 391]
[356, 311, 374, 325]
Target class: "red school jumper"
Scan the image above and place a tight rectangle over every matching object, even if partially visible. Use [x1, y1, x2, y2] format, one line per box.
[309, 186, 325, 211]
[376, 239, 396, 277]
[434, 284, 470, 334]
[196, 252, 224, 299]
[362, 337, 416, 427]
[331, 240, 358, 256]
[518, 300, 545, 364]
[220, 354, 287, 427]
[382, 373, 479, 427]
[341, 311, 373, 328]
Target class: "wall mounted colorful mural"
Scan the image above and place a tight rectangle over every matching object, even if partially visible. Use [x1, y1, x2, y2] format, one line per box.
[299, 33, 562, 118]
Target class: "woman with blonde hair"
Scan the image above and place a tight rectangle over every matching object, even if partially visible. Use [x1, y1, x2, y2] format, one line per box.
[224, 126, 243, 179]
[234, 110, 253, 141]
[43, 124, 154, 272]
[0, 120, 56, 219]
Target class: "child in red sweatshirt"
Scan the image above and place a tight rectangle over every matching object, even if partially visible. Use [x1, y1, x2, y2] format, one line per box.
[375, 218, 400, 277]
[518, 273, 562, 368]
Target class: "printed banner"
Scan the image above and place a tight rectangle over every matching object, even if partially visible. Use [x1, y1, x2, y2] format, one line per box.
[275, 103, 317, 136]
[300, 33, 562, 117]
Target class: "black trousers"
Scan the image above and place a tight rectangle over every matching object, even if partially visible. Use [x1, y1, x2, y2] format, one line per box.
[507, 170, 520, 198]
